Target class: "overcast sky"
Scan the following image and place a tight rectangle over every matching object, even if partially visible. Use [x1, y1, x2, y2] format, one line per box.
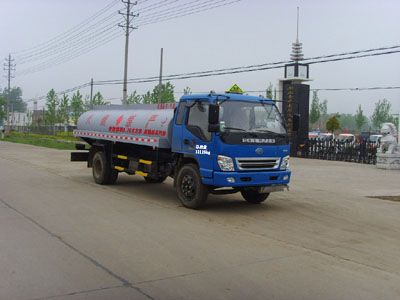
[1, 0, 399, 115]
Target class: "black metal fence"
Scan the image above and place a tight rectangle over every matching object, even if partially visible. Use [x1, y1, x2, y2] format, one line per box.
[299, 139, 379, 164]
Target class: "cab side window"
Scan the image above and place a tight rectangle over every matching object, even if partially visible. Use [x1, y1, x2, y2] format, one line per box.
[175, 102, 186, 125]
[187, 102, 211, 141]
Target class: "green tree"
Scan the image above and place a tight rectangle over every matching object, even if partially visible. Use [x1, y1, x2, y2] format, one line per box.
[1, 87, 27, 112]
[0, 95, 6, 125]
[309, 90, 321, 126]
[126, 91, 142, 104]
[336, 113, 356, 132]
[92, 92, 109, 106]
[45, 89, 59, 125]
[390, 115, 399, 129]
[0, 95, 7, 126]
[326, 115, 340, 133]
[70, 91, 84, 125]
[355, 104, 366, 132]
[58, 94, 70, 125]
[183, 86, 192, 95]
[85, 92, 108, 109]
[320, 99, 328, 116]
[142, 91, 153, 104]
[371, 99, 392, 130]
[151, 82, 175, 103]
[266, 83, 273, 99]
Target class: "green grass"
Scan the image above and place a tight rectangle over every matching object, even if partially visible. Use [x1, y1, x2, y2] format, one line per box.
[1, 132, 80, 150]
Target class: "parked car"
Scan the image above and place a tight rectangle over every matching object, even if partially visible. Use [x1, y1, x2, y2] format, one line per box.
[337, 133, 355, 143]
[317, 133, 334, 141]
[368, 134, 382, 143]
[308, 131, 319, 139]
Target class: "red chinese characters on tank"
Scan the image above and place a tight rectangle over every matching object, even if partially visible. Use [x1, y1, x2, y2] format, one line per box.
[99, 114, 110, 126]
[107, 114, 166, 137]
[85, 114, 94, 125]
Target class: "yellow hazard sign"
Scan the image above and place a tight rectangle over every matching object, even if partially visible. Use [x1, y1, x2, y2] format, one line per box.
[226, 84, 244, 94]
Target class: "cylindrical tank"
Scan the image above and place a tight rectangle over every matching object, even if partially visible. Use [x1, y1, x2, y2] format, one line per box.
[74, 103, 176, 148]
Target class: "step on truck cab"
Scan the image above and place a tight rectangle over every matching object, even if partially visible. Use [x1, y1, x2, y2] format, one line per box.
[72, 90, 299, 209]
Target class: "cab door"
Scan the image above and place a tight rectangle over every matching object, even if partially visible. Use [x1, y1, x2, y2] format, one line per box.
[181, 101, 215, 177]
[171, 101, 186, 152]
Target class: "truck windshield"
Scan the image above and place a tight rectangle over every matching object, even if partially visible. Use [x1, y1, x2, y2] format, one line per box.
[219, 101, 286, 135]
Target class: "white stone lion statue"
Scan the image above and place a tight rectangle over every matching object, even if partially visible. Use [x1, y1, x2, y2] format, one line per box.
[378, 123, 399, 154]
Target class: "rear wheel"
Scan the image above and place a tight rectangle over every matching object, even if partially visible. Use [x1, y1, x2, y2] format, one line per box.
[240, 190, 269, 204]
[175, 164, 208, 209]
[92, 151, 118, 185]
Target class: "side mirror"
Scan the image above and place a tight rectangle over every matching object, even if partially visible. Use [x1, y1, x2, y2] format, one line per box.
[292, 114, 300, 132]
[208, 104, 219, 124]
[208, 104, 220, 132]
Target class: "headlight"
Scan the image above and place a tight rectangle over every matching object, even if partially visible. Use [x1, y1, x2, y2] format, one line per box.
[280, 155, 290, 170]
[217, 155, 235, 171]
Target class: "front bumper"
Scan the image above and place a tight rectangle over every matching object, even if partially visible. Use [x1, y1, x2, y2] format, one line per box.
[202, 170, 291, 187]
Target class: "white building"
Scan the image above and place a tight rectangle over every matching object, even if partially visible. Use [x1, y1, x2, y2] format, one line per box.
[8, 112, 31, 127]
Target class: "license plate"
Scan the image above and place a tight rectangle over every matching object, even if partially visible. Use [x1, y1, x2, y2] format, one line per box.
[259, 185, 287, 193]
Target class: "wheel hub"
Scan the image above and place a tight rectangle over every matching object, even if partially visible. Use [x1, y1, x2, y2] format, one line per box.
[93, 159, 102, 177]
[181, 175, 196, 199]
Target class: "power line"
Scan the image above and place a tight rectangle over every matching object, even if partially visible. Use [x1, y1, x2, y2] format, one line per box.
[14, 0, 242, 76]
[137, 0, 180, 14]
[17, 25, 123, 76]
[92, 46, 400, 85]
[23, 47, 400, 101]
[13, 0, 120, 57]
[137, 0, 242, 27]
[15, 0, 213, 65]
[243, 86, 400, 93]
[15, 1, 187, 66]
[137, 0, 223, 21]
[17, 32, 123, 76]
[15, 0, 178, 60]
[17, 12, 121, 65]
[24, 82, 91, 103]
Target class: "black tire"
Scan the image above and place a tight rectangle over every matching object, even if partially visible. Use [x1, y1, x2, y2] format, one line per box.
[92, 151, 118, 185]
[144, 176, 167, 183]
[108, 169, 119, 184]
[175, 164, 208, 209]
[241, 190, 269, 204]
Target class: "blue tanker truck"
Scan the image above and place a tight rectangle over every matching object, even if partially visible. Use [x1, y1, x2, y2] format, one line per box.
[71, 88, 298, 209]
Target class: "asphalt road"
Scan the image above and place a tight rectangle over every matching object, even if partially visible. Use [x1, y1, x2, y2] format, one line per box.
[0, 141, 400, 300]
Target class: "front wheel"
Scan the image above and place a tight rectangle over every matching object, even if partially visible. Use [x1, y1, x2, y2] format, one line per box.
[241, 190, 269, 204]
[175, 164, 208, 209]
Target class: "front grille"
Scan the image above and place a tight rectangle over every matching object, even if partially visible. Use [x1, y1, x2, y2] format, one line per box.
[235, 157, 280, 171]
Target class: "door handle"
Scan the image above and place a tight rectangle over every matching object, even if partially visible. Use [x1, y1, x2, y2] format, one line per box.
[184, 139, 195, 148]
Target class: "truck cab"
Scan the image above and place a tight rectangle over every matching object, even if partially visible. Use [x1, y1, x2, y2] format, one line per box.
[171, 93, 295, 208]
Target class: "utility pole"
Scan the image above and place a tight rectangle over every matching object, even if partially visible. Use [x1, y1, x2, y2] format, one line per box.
[3, 54, 16, 131]
[119, 0, 138, 104]
[158, 48, 164, 104]
[90, 78, 94, 103]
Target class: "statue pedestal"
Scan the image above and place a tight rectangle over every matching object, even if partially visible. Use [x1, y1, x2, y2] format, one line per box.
[376, 153, 400, 170]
